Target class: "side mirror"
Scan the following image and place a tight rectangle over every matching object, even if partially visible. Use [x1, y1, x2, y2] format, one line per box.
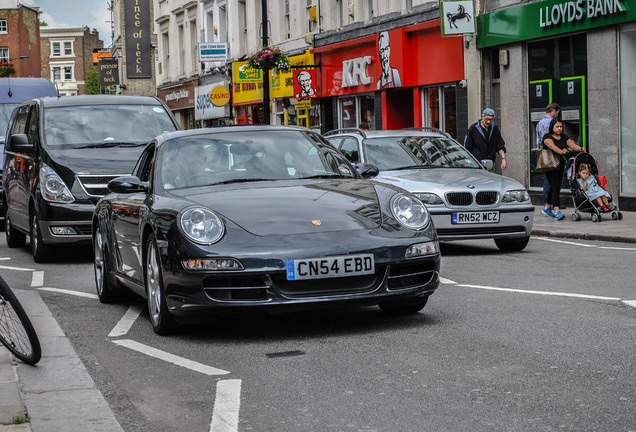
[7, 134, 34, 154]
[354, 162, 380, 179]
[108, 176, 149, 194]
[481, 159, 494, 171]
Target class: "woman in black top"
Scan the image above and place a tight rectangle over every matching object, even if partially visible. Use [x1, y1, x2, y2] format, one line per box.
[542, 118, 585, 220]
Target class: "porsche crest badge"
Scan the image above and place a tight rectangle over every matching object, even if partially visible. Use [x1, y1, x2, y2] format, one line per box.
[311, 220, 322, 227]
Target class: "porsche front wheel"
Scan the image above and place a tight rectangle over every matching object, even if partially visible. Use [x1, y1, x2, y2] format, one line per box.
[145, 235, 176, 335]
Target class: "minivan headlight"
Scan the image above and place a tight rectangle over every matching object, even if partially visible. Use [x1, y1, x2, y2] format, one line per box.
[390, 194, 429, 230]
[39, 164, 75, 203]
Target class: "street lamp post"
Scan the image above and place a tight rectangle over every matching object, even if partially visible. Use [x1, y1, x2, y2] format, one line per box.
[261, 0, 270, 125]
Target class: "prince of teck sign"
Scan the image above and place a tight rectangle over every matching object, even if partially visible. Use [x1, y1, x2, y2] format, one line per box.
[125, 0, 151, 78]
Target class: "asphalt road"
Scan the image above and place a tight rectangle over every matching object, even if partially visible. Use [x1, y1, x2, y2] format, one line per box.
[1, 235, 635, 432]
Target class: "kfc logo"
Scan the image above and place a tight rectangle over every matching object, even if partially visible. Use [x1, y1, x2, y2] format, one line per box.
[341, 56, 372, 88]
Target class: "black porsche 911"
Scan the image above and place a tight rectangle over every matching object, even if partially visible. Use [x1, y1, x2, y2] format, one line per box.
[92, 126, 440, 334]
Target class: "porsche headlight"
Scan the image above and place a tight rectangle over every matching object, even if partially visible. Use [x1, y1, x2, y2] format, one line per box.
[502, 189, 530, 203]
[39, 164, 74, 203]
[415, 192, 443, 205]
[179, 207, 224, 244]
[390, 194, 429, 230]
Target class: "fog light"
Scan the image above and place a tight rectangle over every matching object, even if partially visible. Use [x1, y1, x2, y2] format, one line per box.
[50, 226, 78, 235]
[406, 241, 439, 258]
[182, 258, 244, 270]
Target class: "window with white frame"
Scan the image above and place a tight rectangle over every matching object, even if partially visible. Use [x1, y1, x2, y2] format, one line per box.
[190, 20, 197, 72]
[218, 5, 227, 42]
[0, 47, 9, 64]
[51, 65, 74, 81]
[306, 0, 316, 33]
[178, 24, 185, 75]
[51, 41, 73, 57]
[206, 9, 214, 42]
[162, 32, 170, 76]
[284, 0, 290, 39]
[0, 19, 7, 34]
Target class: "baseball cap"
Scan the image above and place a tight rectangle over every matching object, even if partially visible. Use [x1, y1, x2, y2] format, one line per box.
[482, 108, 495, 117]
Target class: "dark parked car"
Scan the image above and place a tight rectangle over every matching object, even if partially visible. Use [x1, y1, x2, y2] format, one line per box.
[92, 126, 441, 334]
[0, 78, 58, 220]
[3, 95, 179, 262]
[324, 128, 534, 251]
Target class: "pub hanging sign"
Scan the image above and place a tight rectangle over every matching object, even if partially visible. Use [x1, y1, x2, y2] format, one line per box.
[125, 0, 151, 78]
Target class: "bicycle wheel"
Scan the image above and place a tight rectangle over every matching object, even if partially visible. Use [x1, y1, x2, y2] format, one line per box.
[0, 276, 41, 365]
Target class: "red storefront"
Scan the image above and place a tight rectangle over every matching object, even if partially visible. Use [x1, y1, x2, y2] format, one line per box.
[314, 20, 464, 138]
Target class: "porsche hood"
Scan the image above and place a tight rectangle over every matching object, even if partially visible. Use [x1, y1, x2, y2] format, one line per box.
[180, 179, 384, 235]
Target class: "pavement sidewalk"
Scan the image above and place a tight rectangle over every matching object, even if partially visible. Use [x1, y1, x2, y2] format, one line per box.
[0, 204, 633, 431]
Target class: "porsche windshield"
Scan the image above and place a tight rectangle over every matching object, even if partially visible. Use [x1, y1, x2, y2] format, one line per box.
[159, 130, 356, 190]
[363, 136, 482, 170]
[43, 104, 177, 148]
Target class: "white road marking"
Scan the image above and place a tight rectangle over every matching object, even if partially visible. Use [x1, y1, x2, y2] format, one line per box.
[31, 271, 44, 288]
[112, 339, 230, 376]
[623, 300, 636, 309]
[0, 264, 36, 272]
[0, 257, 11, 260]
[535, 236, 636, 251]
[38, 287, 99, 299]
[599, 246, 636, 251]
[108, 305, 144, 337]
[535, 237, 595, 247]
[209, 379, 242, 432]
[439, 277, 457, 285]
[455, 283, 622, 301]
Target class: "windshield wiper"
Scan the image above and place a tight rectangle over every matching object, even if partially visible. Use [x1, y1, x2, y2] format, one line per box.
[301, 174, 344, 179]
[214, 177, 271, 185]
[390, 165, 437, 170]
[76, 141, 146, 149]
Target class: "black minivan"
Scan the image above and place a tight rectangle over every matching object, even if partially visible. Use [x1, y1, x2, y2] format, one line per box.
[3, 95, 179, 262]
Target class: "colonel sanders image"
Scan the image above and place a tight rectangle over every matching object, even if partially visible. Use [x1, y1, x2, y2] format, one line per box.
[376, 31, 402, 89]
[295, 70, 317, 99]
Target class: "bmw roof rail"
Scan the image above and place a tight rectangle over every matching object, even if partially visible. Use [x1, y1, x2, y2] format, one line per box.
[401, 126, 452, 138]
[323, 128, 367, 139]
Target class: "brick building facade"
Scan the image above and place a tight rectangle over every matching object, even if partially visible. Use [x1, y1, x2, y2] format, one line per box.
[0, 4, 43, 77]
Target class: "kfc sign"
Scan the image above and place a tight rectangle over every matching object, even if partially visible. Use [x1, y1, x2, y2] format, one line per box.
[342, 56, 372, 88]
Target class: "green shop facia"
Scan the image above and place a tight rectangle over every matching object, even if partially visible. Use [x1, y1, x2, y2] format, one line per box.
[477, 0, 636, 210]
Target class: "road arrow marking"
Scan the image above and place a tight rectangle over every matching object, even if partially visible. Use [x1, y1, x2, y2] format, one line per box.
[112, 339, 230, 376]
[108, 305, 144, 337]
[38, 287, 99, 299]
[209, 379, 242, 432]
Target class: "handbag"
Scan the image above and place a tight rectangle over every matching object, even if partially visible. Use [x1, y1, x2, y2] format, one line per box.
[535, 147, 561, 172]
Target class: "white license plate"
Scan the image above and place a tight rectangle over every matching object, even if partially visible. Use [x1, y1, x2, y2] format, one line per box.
[452, 211, 500, 224]
[286, 254, 375, 281]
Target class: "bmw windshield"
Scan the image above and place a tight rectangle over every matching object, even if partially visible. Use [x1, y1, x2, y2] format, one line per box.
[363, 136, 483, 170]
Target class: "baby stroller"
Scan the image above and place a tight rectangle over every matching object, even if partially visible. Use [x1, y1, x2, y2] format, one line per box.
[565, 152, 623, 222]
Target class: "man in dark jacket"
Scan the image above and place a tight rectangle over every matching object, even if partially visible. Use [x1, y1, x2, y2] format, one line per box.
[464, 108, 507, 171]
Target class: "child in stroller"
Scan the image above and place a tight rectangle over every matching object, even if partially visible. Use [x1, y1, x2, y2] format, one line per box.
[567, 152, 623, 222]
[577, 164, 612, 211]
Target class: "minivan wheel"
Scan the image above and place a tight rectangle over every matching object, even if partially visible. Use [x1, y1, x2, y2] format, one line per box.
[5, 213, 26, 248]
[31, 213, 52, 263]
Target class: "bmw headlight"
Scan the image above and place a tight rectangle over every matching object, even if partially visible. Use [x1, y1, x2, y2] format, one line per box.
[502, 189, 530, 203]
[179, 207, 224, 244]
[415, 192, 443, 205]
[390, 194, 429, 230]
[39, 164, 74, 203]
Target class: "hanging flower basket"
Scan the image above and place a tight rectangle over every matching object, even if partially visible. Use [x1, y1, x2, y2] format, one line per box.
[247, 46, 291, 73]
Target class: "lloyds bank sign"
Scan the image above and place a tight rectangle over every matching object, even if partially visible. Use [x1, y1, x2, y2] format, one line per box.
[477, 0, 633, 48]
